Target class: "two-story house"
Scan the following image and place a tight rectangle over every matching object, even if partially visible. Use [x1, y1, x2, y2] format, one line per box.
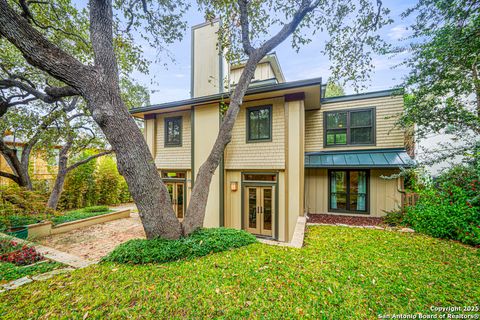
[131, 20, 414, 243]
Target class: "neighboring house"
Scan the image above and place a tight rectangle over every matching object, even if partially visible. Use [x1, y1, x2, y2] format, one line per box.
[131, 20, 414, 243]
[0, 135, 58, 186]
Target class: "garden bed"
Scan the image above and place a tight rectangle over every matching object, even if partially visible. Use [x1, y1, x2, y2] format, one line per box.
[0, 237, 63, 282]
[308, 213, 384, 226]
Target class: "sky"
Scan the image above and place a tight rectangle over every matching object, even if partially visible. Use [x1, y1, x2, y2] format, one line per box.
[128, 0, 419, 106]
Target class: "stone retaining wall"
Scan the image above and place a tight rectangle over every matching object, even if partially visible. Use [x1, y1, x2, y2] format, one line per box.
[27, 209, 131, 239]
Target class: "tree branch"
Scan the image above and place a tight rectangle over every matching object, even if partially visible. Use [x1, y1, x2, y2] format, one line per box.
[66, 149, 113, 172]
[238, 0, 254, 55]
[0, 170, 20, 184]
[0, 79, 79, 103]
[0, 0, 92, 91]
[257, 0, 318, 56]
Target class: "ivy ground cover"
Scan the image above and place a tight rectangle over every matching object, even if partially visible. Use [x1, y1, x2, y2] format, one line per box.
[1, 226, 479, 318]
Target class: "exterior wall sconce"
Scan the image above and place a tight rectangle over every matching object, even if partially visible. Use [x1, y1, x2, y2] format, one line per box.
[230, 181, 238, 192]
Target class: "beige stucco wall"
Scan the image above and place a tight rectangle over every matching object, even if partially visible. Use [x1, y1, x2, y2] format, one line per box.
[305, 95, 405, 152]
[154, 111, 191, 169]
[304, 168, 402, 217]
[224, 97, 286, 170]
[285, 99, 305, 241]
[230, 62, 276, 85]
[194, 104, 220, 227]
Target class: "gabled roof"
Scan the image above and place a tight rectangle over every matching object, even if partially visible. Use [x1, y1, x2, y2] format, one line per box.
[305, 148, 414, 168]
[230, 53, 286, 83]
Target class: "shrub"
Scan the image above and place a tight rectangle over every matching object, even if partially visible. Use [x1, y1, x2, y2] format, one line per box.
[404, 164, 480, 246]
[383, 210, 404, 226]
[0, 238, 23, 255]
[103, 228, 257, 264]
[58, 151, 97, 210]
[0, 245, 44, 266]
[0, 187, 58, 231]
[83, 206, 109, 213]
[95, 156, 122, 205]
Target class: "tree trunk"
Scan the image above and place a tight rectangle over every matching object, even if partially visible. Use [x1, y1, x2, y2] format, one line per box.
[0, 0, 182, 239]
[47, 167, 67, 210]
[182, 54, 261, 235]
[47, 142, 70, 210]
[0, 140, 32, 189]
[83, 81, 182, 239]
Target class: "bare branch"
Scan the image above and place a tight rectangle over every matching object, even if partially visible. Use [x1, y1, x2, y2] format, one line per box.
[66, 149, 113, 172]
[0, 0, 91, 90]
[0, 79, 79, 103]
[0, 170, 20, 184]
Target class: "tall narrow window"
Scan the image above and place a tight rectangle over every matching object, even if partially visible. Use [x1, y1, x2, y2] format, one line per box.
[324, 108, 375, 146]
[329, 170, 368, 213]
[164, 117, 182, 147]
[247, 105, 272, 142]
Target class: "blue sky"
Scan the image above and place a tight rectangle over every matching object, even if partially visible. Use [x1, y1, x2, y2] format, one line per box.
[129, 0, 418, 105]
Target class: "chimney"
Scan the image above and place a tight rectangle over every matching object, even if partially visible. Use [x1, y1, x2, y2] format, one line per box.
[191, 19, 229, 98]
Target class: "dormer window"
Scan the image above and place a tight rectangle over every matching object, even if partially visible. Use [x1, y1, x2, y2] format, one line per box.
[324, 108, 375, 146]
[165, 116, 182, 147]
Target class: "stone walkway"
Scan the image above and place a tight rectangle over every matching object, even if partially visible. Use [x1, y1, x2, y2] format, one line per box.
[37, 211, 145, 262]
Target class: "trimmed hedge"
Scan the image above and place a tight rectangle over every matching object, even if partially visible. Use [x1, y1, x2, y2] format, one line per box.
[103, 228, 257, 264]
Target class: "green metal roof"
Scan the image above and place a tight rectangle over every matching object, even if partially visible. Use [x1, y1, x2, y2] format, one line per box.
[305, 148, 414, 168]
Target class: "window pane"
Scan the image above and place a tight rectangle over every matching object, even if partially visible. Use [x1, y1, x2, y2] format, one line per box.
[350, 110, 372, 127]
[335, 131, 347, 144]
[248, 107, 271, 140]
[351, 128, 372, 144]
[326, 132, 335, 145]
[166, 118, 181, 145]
[349, 171, 367, 211]
[330, 171, 347, 210]
[326, 112, 347, 129]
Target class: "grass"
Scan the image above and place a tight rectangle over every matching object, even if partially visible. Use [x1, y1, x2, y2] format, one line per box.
[0, 261, 63, 282]
[50, 207, 113, 225]
[0, 226, 479, 319]
[103, 228, 257, 264]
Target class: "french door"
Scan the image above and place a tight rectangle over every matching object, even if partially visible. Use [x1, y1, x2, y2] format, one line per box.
[244, 186, 274, 237]
[166, 182, 185, 219]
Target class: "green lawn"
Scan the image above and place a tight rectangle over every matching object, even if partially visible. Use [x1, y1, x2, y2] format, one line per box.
[1, 226, 479, 319]
[0, 261, 63, 282]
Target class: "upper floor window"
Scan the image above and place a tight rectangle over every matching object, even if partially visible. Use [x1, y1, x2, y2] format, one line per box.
[324, 108, 375, 146]
[247, 105, 272, 142]
[165, 117, 182, 147]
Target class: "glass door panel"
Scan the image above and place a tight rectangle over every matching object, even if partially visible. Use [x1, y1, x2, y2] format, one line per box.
[176, 183, 184, 219]
[246, 187, 259, 234]
[261, 187, 273, 236]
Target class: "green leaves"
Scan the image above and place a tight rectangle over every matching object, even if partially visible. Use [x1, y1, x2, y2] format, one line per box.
[198, 0, 392, 90]
[103, 228, 257, 264]
[396, 0, 480, 163]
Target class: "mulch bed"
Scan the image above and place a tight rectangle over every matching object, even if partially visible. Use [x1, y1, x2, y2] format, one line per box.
[307, 214, 384, 226]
